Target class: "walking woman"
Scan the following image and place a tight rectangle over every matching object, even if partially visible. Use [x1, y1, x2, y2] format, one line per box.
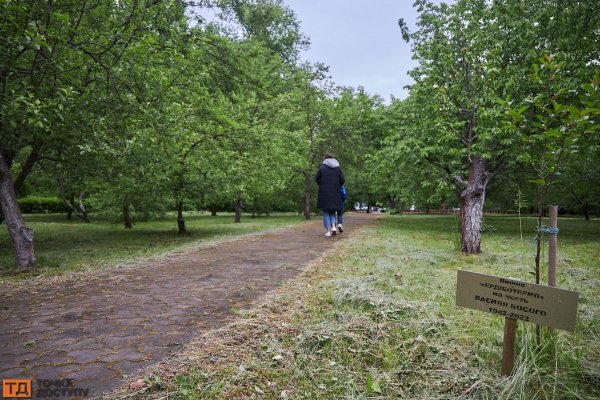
[316, 152, 345, 237]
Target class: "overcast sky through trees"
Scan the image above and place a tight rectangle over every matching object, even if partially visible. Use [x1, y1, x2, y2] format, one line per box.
[284, 0, 424, 101]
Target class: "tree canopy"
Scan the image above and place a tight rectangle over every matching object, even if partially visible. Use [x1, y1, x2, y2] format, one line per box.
[1, 0, 598, 271]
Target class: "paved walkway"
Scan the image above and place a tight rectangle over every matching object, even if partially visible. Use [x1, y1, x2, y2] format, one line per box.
[0, 213, 377, 397]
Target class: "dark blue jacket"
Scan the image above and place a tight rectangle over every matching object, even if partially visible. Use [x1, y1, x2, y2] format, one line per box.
[316, 159, 345, 211]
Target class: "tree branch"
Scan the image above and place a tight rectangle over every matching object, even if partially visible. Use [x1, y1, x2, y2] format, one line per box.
[14, 147, 40, 196]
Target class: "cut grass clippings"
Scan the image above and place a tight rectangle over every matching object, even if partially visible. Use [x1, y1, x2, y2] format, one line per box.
[108, 214, 599, 399]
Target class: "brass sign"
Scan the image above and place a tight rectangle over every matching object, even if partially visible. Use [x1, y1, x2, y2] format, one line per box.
[456, 270, 579, 332]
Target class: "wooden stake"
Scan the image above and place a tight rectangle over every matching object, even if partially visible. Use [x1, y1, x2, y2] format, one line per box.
[501, 318, 517, 376]
[548, 205, 558, 287]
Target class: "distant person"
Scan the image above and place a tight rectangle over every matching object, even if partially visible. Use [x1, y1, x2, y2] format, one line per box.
[316, 153, 345, 237]
[336, 185, 347, 233]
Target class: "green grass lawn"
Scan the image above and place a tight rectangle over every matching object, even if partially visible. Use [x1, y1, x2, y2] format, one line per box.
[128, 214, 599, 399]
[0, 212, 308, 282]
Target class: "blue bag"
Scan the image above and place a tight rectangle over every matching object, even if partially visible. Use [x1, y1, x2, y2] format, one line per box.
[341, 185, 347, 201]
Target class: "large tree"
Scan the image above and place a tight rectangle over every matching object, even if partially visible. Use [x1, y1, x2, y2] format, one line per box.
[0, 0, 189, 270]
[396, 0, 509, 253]
[389, 0, 600, 254]
[330, 87, 386, 210]
[273, 63, 334, 219]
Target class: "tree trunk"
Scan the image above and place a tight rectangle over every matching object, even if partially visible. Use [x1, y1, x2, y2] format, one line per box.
[61, 190, 90, 223]
[210, 203, 217, 216]
[0, 149, 36, 272]
[66, 193, 74, 220]
[303, 171, 312, 220]
[583, 201, 590, 221]
[59, 185, 87, 222]
[177, 200, 185, 234]
[386, 197, 396, 211]
[77, 192, 90, 223]
[459, 157, 489, 255]
[123, 204, 133, 229]
[234, 193, 242, 223]
[533, 186, 546, 344]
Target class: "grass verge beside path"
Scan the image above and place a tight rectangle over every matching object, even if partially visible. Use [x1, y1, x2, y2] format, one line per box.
[116, 214, 599, 399]
[0, 213, 307, 284]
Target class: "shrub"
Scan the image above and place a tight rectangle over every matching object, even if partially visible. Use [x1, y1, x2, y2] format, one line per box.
[18, 197, 65, 214]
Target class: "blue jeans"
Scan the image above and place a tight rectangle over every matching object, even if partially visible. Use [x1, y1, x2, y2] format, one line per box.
[336, 204, 344, 225]
[322, 210, 337, 229]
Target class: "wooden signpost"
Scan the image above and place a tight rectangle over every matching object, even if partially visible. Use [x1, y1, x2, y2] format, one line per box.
[456, 270, 579, 375]
[548, 206, 558, 287]
[456, 205, 580, 376]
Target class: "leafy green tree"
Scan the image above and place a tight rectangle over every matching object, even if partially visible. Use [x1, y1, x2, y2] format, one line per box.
[1, 0, 186, 270]
[370, 96, 456, 213]
[552, 138, 600, 220]
[219, 0, 308, 62]
[388, 0, 600, 254]
[330, 87, 386, 210]
[276, 63, 334, 219]
[503, 57, 600, 283]
[395, 0, 510, 253]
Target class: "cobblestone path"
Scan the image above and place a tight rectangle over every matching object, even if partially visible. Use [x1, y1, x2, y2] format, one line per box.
[0, 213, 376, 397]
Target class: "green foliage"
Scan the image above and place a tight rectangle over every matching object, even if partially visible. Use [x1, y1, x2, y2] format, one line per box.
[219, 0, 308, 62]
[2, 0, 599, 269]
[502, 55, 600, 190]
[17, 197, 64, 214]
[369, 0, 511, 221]
[501, 54, 600, 280]
[371, 0, 600, 226]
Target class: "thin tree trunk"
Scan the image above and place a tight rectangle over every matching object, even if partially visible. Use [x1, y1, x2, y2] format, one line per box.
[210, 203, 217, 216]
[123, 203, 133, 229]
[77, 192, 89, 222]
[533, 186, 546, 344]
[234, 193, 242, 223]
[583, 201, 590, 221]
[303, 171, 312, 220]
[66, 193, 74, 220]
[0, 148, 36, 272]
[60, 187, 90, 223]
[177, 200, 185, 234]
[459, 156, 489, 255]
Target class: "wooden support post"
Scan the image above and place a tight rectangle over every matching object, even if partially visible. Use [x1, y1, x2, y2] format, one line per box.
[548, 205, 558, 287]
[501, 318, 517, 376]
[547, 206, 559, 342]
